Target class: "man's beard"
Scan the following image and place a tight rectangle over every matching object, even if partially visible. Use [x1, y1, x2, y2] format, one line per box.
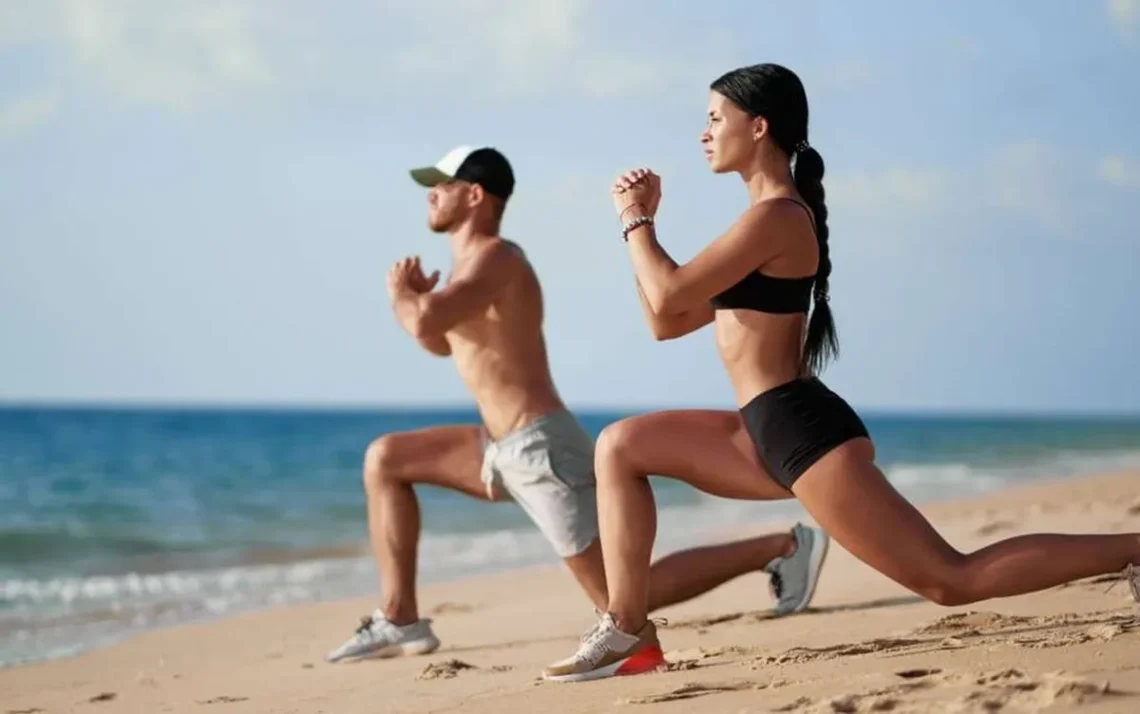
[428, 211, 457, 233]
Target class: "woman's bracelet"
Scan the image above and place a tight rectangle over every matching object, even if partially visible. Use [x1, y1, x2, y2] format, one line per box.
[622, 215, 654, 242]
[619, 203, 648, 222]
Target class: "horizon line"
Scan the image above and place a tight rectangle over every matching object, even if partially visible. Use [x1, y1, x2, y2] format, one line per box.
[1, 399, 1139, 420]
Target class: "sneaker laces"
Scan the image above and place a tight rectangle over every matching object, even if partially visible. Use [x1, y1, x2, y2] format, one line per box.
[354, 614, 376, 636]
[352, 613, 400, 640]
[574, 617, 616, 665]
[572, 614, 667, 665]
[575, 608, 609, 645]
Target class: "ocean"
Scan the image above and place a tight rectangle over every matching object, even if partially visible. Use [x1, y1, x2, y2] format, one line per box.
[2, 405, 1140, 667]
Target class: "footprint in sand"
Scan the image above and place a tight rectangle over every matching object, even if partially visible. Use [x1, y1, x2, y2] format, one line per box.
[663, 645, 752, 672]
[958, 669, 1120, 711]
[754, 608, 1139, 670]
[418, 659, 477, 680]
[895, 667, 942, 679]
[765, 668, 1122, 713]
[1013, 618, 1138, 649]
[673, 612, 747, 629]
[661, 660, 700, 672]
[617, 680, 757, 705]
[911, 609, 1139, 647]
[975, 519, 1018, 536]
[762, 675, 943, 712]
[769, 695, 815, 712]
[911, 610, 1033, 636]
[196, 696, 249, 705]
[428, 602, 477, 615]
[754, 637, 927, 666]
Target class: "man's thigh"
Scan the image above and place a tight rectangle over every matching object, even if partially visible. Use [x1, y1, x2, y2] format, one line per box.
[373, 425, 492, 501]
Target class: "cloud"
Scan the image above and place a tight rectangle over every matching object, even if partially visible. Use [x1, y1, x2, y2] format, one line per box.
[1108, 0, 1140, 38]
[0, 88, 62, 138]
[377, 0, 692, 100]
[0, 0, 275, 112]
[826, 140, 1129, 241]
[1099, 155, 1140, 189]
[0, 0, 699, 112]
[827, 167, 948, 218]
[981, 139, 1074, 235]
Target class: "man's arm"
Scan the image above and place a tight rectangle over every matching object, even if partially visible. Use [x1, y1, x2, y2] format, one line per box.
[385, 257, 451, 357]
[392, 242, 514, 340]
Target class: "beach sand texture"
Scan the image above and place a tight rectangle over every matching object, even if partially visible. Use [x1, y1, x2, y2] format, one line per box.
[2, 471, 1138, 714]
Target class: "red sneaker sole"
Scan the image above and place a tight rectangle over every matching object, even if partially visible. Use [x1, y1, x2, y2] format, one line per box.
[615, 644, 666, 676]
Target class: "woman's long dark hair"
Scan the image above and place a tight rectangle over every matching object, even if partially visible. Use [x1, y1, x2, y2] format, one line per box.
[710, 63, 837, 374]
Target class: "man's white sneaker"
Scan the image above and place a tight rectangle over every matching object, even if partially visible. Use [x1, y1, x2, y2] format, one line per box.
[326, 611, 440, 663]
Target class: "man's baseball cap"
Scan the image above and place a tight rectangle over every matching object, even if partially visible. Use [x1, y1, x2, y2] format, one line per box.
[409, 146, 515, 201]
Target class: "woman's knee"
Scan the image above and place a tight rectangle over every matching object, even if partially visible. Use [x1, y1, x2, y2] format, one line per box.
[906, 558, 977, 606]
[915, 581, 971, 607]
[595, 418, 648, 471]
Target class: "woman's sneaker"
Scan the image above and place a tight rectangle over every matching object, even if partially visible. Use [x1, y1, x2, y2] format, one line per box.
[541, 612, 666, 683]
[326, 611, 440, 663]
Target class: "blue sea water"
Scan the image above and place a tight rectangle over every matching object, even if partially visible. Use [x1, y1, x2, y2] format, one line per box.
[2, 405, 1140, 667]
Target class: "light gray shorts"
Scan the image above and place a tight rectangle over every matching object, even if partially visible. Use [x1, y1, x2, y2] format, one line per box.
[481, 410, 598, 558]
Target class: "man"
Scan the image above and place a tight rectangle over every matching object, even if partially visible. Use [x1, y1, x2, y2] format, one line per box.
[326, 145, 830, 663]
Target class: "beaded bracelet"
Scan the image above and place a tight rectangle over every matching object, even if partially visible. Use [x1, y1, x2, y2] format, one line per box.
[622, 215, 654, 241]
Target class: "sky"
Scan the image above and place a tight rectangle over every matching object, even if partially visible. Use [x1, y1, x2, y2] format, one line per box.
[1, 0, 1139, 414]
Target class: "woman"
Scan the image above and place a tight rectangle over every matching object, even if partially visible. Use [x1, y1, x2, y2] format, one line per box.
[541, 62, 1140, 683]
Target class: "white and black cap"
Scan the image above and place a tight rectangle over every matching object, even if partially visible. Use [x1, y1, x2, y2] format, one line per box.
[409, 146, 515, 200]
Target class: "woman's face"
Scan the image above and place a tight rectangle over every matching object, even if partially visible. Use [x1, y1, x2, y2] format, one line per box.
[700, 90, 762, 174]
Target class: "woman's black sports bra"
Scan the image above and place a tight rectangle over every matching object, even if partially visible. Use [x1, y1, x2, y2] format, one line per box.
[709, 198, 817, 315]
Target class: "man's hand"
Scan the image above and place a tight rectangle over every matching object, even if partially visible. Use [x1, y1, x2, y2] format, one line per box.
[387, 256, 451, 357]
[406, 256, 441, 293]
[387, 256, 440, 302]
[386, 258, 412, 302]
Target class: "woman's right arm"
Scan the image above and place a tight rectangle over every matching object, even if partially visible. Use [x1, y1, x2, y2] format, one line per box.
[635, 279, 714, 340]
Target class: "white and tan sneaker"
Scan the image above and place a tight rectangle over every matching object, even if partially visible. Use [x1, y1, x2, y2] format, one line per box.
[542, 612, 666, 683]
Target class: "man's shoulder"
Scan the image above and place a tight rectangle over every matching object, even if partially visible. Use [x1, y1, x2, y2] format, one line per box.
[477, 237, 529, 275]
[481, 236, 525, 260]
[453, 237, 527, 285]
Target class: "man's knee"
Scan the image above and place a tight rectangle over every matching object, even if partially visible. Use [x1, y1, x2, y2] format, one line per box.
[363, 434, 402, 491]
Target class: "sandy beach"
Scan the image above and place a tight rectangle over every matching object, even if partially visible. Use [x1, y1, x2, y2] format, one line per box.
[2, 470, 1138, 714]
